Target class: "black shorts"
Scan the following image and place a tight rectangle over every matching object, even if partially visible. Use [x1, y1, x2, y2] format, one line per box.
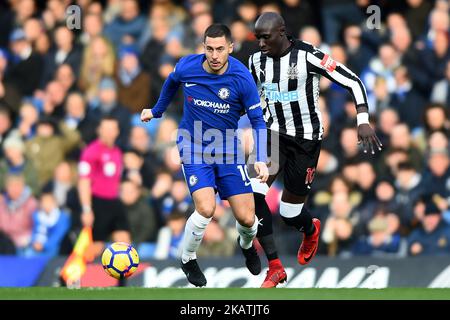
[92, 196, 130, 242]
[250, 130, 322, 197]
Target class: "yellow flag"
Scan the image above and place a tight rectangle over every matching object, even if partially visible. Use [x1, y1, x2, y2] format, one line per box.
[60, 227, 93, 285]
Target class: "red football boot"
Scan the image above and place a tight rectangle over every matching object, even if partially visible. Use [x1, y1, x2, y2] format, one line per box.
[297, 218, 321, 265]
[261, 259, 287, 288]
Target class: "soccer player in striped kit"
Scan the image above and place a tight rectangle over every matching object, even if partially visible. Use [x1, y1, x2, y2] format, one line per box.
[248, 12, 383, 288]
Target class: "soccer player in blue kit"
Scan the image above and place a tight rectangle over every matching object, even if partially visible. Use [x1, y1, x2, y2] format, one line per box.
[141, 24, 269, 287]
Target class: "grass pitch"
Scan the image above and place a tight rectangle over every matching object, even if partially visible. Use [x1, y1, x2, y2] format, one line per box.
[0, 287, 450, 300]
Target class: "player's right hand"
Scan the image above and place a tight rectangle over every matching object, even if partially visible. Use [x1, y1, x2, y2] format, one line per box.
[254, 161, 269, 183]
[141, 108, 154, 122]
[81, 210, 94, 228]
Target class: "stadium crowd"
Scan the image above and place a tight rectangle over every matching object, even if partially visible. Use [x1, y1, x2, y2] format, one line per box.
[0, 0, 448, 260]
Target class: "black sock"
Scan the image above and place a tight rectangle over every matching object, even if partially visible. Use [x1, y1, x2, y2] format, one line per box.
[258, 235, 278, 261]
[254, 193, 278, 261]
[281, 206, 315, 236]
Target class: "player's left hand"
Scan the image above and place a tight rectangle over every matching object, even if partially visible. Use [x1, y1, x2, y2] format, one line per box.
[357, 123, 383, 154]
[254, 161, 269, 183]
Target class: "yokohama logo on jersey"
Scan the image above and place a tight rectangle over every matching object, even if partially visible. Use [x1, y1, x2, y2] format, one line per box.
[320, 54, 336, 72]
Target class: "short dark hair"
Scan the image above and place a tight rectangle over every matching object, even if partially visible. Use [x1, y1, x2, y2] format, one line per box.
[100, 115, 119, 123]
[203, 23, 233, 43]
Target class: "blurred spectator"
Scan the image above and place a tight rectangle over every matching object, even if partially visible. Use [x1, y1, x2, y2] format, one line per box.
[78, 116, 131, 258]
[394, 161, 424, 235]
[321, 0, 365, 44]
[155, 177, 194, 224]
[78, 36, 116, 103]
[390, 65, 427, 130]
[154, 210, 186, 259]
[104, 0, 147, 50]
[25, 117, 81, 187]
[0, 174, 38, 253]
[55, 64, 78, 93]
[321, 191, 360, 257]
[419, 30, 450, 88]
[0, 133, 39, 195]
[128, 125, 160, 183]
[4, 28, 43, 98]
[323, 44, 355, 119]
[354, 161, 377, 216]
[361, 43, 400, 102]
[90, 77, 131, 150]
[408, 198, 450, 256]
[236, 0, 259, 30]
[337, 125, 366, 167]
[184, 12, 213, 52]
[38, 80, 68, 121]
[154, 117, 178, 152]
[35, 31, 51, 56]
[431, 60, 450, 106]
[0, 0, 37, 48]
[343, 24, 375, 76]
[25, 191, 70, 257]
[141, 16, 171, 83]
[150, 168, 174, 226]
[120, 179, 158, 243]
[280, 0, 315, 36]
[122, 149, 156, 190]
[0, 48, 23, 113]
[405, 0, 433, 40]
[352, 214, 404, 256]
[413, 103, 450, 153]
[418, 9, 449, 51]
[78, 13, 104, 46]
[115, 45, 151, 114]
[368, 76, 390, 115]
[42, 161, 80, 215]
[374, 179, 401, 215]
[299, 26, 329, 54]
[42, 0, 69, 32]
[0, 106, 13, 158]
[375, 108, 399, 149]
[378, 148, 410, 180]
[63, 92, 99, 149]
[427, 131, 449, 154]
[420, 148, 450, 199]
[230, 20, 258, 64]
[387, 123, 423, 171]
[14, 102, 39, 141]
[40, 25, 82, 88]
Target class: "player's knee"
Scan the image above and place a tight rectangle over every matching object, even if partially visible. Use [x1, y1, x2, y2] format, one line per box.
[237, 214, 256, 228]
[196, 203, 216, 218]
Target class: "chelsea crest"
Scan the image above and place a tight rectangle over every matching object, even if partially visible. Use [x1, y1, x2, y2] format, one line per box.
[218, 87, 230, 100]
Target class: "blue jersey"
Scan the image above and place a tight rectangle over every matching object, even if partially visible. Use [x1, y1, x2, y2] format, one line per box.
[151, 54, 267, 164]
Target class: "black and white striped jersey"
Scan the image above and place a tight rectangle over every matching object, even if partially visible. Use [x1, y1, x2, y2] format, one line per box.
[248, 39, 369, 140]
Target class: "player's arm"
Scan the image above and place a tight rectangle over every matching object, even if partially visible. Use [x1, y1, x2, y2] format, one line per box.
[141, 63, 182, 122]
[306, 48, 382, 154]
[77, 149, 95, 227]
[241, 75, 269, 183]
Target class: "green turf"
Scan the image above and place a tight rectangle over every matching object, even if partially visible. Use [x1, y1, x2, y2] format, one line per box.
[0, 287, 450, 300]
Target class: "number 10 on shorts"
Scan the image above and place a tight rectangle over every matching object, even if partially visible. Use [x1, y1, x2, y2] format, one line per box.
[237, 165, 251, 184]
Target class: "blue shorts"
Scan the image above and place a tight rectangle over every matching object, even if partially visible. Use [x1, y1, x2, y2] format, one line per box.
[181, 163, 253, 199]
